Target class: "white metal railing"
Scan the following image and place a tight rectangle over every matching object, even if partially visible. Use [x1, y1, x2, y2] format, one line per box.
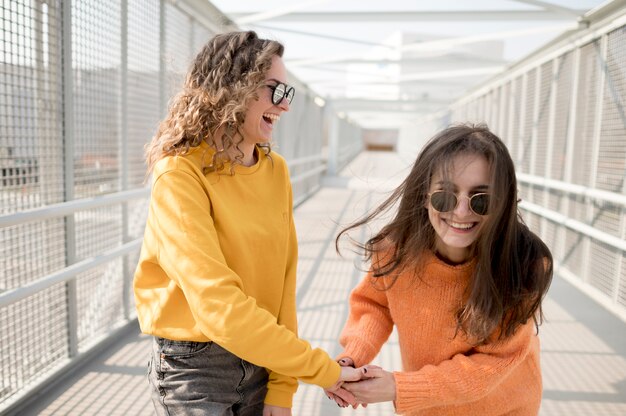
[0, 156, 327, 309]
[0, 188, 150, 228]
[0, 0, 339, 412]
[517, 173, 626, 207]
[290, 155, 327, 186]
[0, 240, 143, 308]
[517, 173, 626, 253]
[519, 201, 626, 252]
[422, 1, 626, 320]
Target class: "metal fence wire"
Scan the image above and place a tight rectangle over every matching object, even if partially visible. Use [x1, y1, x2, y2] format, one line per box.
[448, 11, 626, 318]
[0, 0, 362, 412]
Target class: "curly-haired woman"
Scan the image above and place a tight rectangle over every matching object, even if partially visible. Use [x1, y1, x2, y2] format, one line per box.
[134, 31, 365, 416]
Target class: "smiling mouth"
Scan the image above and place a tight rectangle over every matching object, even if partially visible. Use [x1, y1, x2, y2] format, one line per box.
[263, 113, 279, 125]
[445, 220, 478, 231]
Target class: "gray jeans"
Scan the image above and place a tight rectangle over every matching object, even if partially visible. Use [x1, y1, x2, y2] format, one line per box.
[148, 336, 269, 415]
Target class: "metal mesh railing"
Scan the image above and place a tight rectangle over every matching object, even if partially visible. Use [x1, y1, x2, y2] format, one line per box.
[0, 0, 355, 412]
[444, 8, 626, 318]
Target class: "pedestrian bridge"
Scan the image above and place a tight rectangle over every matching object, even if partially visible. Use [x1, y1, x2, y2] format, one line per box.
[3, 151, 626, 416]
[1, 1, 626, 415]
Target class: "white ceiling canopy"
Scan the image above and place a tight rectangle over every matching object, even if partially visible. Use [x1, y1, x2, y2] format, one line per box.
[207, 0, 609, 129]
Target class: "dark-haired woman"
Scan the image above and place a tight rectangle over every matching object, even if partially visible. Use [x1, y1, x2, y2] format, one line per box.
[134, 31, 366, 416]
[327, 124, 552, 415]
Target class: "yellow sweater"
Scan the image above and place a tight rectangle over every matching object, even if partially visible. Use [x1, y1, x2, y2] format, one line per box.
[134, 142, 340, 408]
[340, 250, 542, 415]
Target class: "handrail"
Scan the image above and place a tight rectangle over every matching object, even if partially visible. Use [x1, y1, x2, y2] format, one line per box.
[0, 158, 329, 310]
[0, 188, 151, 228]
[291, 165, 326, 185]
[0, 238, 143, 308]
[288, 154, 325, 168]
[519, 200, 626, 252]
[0, 157, 328, 229]
[517, 173, 626, 207]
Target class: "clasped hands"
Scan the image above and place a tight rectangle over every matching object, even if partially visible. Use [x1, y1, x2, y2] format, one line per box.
[324, 357, 396, 408]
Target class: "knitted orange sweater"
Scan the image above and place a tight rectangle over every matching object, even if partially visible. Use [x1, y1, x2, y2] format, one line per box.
[339, 250, 541, 415]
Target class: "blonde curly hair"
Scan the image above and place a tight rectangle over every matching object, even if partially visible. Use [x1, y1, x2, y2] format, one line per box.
[145, 31, 284, 175]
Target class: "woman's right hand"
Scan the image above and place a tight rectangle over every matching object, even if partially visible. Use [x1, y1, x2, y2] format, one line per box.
[324, 366, 360, 407]
[324, 357, 364, 408]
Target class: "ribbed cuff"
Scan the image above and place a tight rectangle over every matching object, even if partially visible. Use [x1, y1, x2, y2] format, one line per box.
[393, 371, 430, 414]
[340, 339, 379, 367]
[318, 360, 342, 388]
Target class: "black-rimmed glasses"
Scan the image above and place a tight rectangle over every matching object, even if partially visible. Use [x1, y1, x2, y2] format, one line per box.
[267, 82, 295, 105]
[428, 190, 490, 216]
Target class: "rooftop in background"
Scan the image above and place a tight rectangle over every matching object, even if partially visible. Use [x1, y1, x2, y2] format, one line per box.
[208, 0, 610, 128]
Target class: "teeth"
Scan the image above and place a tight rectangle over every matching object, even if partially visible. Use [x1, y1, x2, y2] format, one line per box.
[449, 221, 474, 229]
[263, 113, 280, 122]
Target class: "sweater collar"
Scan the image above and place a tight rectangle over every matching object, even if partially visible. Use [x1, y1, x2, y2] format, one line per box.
[195, 140, 265, 175]
[421, 249, 476, 285]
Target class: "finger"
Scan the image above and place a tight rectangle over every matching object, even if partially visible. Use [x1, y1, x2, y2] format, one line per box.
[339, 366, 363, 382]
[338, 357, 355, 367]
[362, 365, 386, 379]
[333, 395, 349, 408]
[326, 391, 348, 408]
[331, 387, 357, 407]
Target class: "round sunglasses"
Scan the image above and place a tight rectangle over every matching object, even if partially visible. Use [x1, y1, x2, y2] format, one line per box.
[428, 190, 490, 216]
[267, 82, 295, 105]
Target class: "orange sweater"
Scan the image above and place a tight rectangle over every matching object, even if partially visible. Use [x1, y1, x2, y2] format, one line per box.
[339, 250, 541, 415]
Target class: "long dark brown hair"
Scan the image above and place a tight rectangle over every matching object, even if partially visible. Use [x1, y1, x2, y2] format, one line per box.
[145, 31, 283, 175]
[337, 123, 553, 344]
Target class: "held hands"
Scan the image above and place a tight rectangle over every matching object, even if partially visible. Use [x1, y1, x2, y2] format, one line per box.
[324, 362, 367, 408]
[324, 357, 396, 408]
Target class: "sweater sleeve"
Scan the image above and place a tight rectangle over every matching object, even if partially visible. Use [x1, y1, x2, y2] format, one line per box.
[265, 181, 299, 407]
[150, 167, 340, 388]
[393, 319, 536, 413]
[339, 272, 394, 366]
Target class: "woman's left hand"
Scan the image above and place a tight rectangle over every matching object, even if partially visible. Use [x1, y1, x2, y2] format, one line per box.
[263, 404, 292, 416]
[343, 366, 397, 404]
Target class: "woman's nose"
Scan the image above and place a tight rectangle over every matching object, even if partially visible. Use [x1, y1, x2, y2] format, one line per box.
[454, 195, 472, 216]
[277, 97, 290, 112]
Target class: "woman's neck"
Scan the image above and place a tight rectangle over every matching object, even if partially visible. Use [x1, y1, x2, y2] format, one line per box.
[434, 245, 472, 265]
[213, 127, 257, 166]
[237, 143, 257, 166]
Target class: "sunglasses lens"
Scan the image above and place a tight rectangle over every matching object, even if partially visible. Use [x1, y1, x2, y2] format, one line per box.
[273, 84, 286, 104]
[470, 194, 489, 215]
[285, 87, 295, 103]
[430, 191, 457, 212]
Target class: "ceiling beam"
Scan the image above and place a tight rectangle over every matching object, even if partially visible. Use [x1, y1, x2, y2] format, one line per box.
[347, 112, 432, 128]
[228, 10, 588, 23]
[398, 66, 504, 81]
[286, 24, 574, 67]
[290, 54, 509, 67]
[305, 78, 468, 88]
[330, 98, 448, 112]
[511, 0, 582, 18]
[234, 0, 332, 25]
[399, 23, 577, 53]
[249, 24, 394, 49]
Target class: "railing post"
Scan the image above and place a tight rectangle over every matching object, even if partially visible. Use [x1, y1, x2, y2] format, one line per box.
[61, 0, 78, 358]
[159, 0, 167, 117]
[325, 104, 339, 176]
[120, 0, 131, 320]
